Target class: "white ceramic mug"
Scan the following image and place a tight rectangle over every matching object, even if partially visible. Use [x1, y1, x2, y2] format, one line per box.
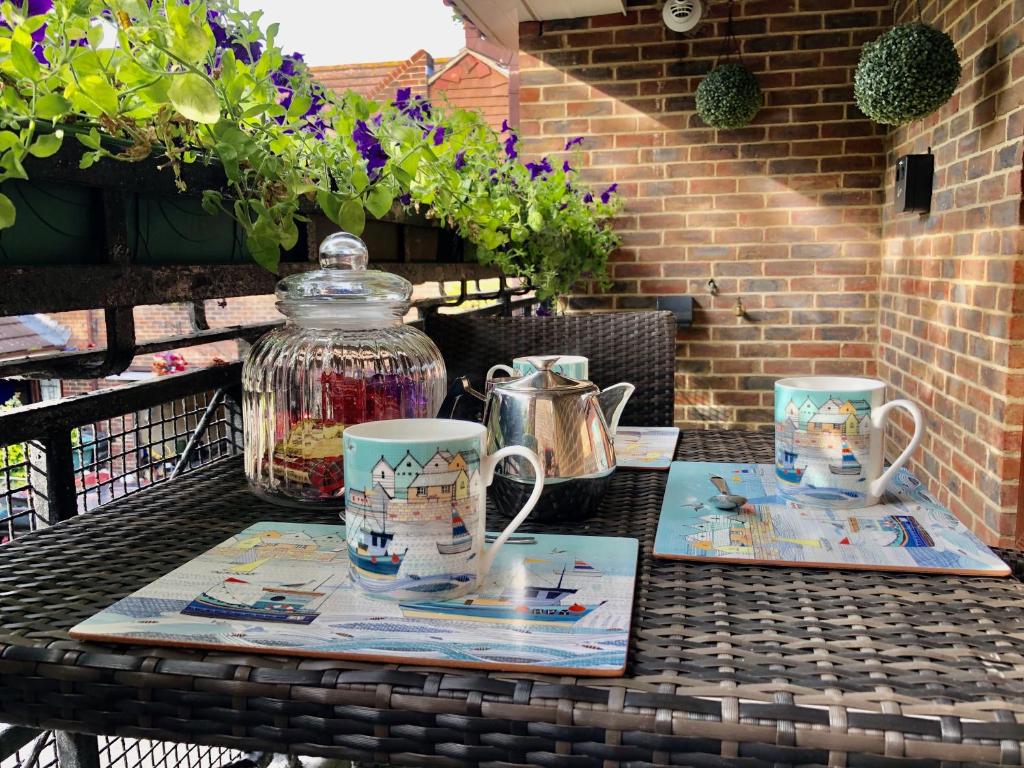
[774, 376, 923, 508]
[487, 355, 589, 382]
[343, 419, 543, 600]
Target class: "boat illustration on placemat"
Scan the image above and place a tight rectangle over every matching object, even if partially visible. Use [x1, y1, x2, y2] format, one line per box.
[437, 505, 473, 555]
[400, 563, 603, 625]
[183, 576, 329, 624]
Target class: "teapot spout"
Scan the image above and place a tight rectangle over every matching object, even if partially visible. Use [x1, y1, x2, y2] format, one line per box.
[597, 383, 635, 436]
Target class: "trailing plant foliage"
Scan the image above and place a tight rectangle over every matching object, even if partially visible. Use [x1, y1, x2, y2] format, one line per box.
[854, 22, 961, 126]
[695, 62, 761, 129]
[0, 0, 620, 299]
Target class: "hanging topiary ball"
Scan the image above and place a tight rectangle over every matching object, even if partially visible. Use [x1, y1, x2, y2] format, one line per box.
[695, 62, 762, 129]
[854, 22, 961, 126]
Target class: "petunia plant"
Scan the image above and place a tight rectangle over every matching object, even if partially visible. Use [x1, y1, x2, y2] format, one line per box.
[0, 0, 621, 299]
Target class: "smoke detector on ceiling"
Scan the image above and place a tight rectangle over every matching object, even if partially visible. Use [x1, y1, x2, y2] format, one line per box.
[663, 0, 704, 34]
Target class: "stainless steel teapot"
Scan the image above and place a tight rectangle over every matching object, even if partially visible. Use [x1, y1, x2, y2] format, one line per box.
[438, 356, 634, 520]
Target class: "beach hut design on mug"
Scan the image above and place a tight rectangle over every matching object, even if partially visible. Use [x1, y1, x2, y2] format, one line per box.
[345, 447, 483, 584]
[775, 391, 874, 491]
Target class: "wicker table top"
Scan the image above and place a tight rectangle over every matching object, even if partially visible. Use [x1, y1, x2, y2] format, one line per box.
[2, 429, 1024, 767]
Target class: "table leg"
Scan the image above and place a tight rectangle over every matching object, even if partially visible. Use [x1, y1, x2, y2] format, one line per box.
[54, 731, 99, 768]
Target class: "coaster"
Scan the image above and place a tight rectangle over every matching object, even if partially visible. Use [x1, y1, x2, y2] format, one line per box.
[615, 426, 679, 470]
[71, 522, 639, 676]
[653, 461, 1009, 576]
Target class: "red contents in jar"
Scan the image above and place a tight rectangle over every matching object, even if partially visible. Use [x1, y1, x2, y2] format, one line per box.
[321, 373, 367, 425]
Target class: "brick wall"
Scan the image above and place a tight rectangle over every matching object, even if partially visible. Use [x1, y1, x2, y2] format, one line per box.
[879, 0, 1024, 543]
[517, 0, 1024, 543]
[518, 0, 889, 429]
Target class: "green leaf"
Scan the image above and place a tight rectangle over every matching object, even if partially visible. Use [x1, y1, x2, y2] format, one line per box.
[34, 93, 71, 120]
[10, 40, 40, 80]
[27, 130, 63, 158]
[201, 190, 222, 216]
[170, 18, 211, 65]
[75, 75, 119, 116]
[76, 127, 102, 150]
[168, 74, 220, 124]
[339, 199, 366, 235]
[0, 193, 15, 229]
[316, 189, 342, 226]
[350, 166, 369, 194]
[527, 206, 544, 232]
[246, 234, 281, 272]
[365, 184, 394, 219]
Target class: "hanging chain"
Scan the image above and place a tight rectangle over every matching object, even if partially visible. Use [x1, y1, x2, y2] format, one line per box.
[716, 0, 744, 65]
[893, 0, 926, 25]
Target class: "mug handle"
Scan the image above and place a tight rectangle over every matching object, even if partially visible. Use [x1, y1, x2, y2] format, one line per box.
[477, 445, 544, 577]
[868, 399, 924, 501]
[486, 364, 515, 381]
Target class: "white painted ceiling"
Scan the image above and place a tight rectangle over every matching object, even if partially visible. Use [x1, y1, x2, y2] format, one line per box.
[452, 0, 627, 48]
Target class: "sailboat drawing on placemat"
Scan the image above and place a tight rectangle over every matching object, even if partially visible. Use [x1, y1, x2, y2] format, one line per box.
[183, 576, 330, 624]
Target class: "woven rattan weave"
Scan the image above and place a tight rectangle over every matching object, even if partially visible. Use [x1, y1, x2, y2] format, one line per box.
[1, 430, 1024, 767]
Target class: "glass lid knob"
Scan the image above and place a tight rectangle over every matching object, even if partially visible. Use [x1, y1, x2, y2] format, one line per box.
[319, 231, 368, 270]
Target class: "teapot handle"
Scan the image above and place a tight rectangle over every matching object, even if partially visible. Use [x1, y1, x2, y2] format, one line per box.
[436, 376, 487, 420]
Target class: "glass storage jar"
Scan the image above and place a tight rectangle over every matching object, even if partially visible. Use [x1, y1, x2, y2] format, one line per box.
[243, 232, 446, 507]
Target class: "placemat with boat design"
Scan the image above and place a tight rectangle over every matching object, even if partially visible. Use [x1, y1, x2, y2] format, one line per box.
[653, 462, 1009, 575]
[615, 426, 679, 470]
[70, 522, 638, 675]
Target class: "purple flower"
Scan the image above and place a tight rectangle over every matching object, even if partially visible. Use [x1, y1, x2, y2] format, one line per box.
[414, 94, 432, 118]
[525, 157, 553, 180]
[600, 183, 619, 204]
[504, 133, 518, 160]
[562, 160, 572, 173]
[352, 119, 388, 180]
[582, 192, 594, 203]
[229, 38, 262, 65]
[454, 150, 467, 170]
[393, 87, 411, 111]
[26, 0, 52, 15]
[32, 42, 46, 63]
[564, 136, 584, 150]
[399, 193, 412, 205]
[207, 10, 228, 48]
[501, 119, 511, 133]
[372, 113, 383, 126]
[433, 125, 446, 146]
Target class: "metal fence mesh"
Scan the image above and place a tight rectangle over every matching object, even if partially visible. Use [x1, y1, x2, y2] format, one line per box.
[0, 390, 242, 543]
[0, 731, 245, 768]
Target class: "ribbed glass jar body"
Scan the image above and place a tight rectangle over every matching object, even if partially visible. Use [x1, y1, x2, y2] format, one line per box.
[242, 317, 446, 507]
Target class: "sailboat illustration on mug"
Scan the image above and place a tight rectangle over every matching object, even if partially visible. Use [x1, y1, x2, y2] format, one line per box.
[348, 495, 408, 581]
[775, 422, 804, 485]
[437, 504, 473, 555]
[829, 437, 862, 476]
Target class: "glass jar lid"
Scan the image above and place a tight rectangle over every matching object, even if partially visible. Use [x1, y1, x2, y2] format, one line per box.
[275, 232, 413, 311]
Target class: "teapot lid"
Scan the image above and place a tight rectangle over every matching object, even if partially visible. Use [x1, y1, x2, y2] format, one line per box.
[275, 232, 412, 310]
[502, 356, 594, 394]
